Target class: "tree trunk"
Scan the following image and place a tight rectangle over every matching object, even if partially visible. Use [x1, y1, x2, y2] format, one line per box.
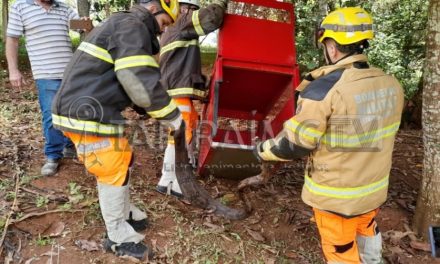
[401, 79, 423, 129]
[104, 2, 111, 18]
[77, 0, 90, 17]
[76, 0, 90, 40]
[2, 0, 8, 43]
[413, 0, 440, 240]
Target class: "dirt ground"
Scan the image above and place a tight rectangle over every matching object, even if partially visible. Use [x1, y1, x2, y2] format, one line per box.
[1, 70, 439, 264]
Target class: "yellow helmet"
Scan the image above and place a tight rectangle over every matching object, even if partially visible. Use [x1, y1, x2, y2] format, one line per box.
[317, 7, 373, 45]
[160, 0, 179, 22]
[139, 0, 179, 22]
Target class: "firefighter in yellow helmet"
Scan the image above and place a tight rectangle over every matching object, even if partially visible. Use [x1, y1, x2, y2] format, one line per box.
[157, 0, 229, 198]
[254, 7, 404, 263]
[52, 0, 179, 260]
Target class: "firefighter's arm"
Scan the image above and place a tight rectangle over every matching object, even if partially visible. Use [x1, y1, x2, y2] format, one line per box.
[109, 20, 181, 129]
[180, 0, 228, 38]
[256, 96, 332, 162]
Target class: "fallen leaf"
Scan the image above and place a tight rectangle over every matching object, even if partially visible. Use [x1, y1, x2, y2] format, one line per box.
[383, 230, 413, 245]
[222, 193, 238, 204]
[74, 239, 100, 252]
[120, 255, 140, 263]
[246, 228, 265, 242]
[203, 222, 224, 233]
[248, 213, 263, 225]
[5, 250, 13, 264]
[409, 241, 431, 252]
[24, 257, 38, 264]
[43, 222, 65, 238]
[41, 250, 58, 257]
[263, 257, 276, 264]
[285, 251, 298, 259]
[69, 193, 84, 204]
[388, 245, 405, 255]
[262, 245, 277, 254]
[78, 198, 98, 208]
[220, 234, 233, 242]
[150, 239, 158, 252]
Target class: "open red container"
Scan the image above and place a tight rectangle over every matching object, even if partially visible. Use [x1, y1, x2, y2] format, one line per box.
[198, 0, 300, 179]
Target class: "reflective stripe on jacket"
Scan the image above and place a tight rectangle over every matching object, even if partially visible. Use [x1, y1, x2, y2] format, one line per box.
[159, 0, 228, 99]
[259, 54, 404, 216]
[52, 5, 179, 137]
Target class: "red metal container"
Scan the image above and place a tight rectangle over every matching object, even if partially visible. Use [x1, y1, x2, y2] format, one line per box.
[198, 0, 300, 179]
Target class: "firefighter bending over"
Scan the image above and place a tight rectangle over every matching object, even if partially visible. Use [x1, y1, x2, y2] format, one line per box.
[51, 0, 181, 260]
[157, 0, 229, 198]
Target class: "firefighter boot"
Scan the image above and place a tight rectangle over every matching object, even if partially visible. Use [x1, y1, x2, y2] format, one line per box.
[157, 143, 183, 198]
[103, 239, 153, 261]
[97, 183, 146, 259]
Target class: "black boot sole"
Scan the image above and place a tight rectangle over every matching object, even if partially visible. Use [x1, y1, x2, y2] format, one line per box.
[156, 185, 184, 199]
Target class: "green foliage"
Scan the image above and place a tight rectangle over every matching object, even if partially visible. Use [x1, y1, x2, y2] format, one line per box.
[70, 32, 81, 49]
[293, 0, 429, 99]
[367, 0, 428, 98]
[0, 217, 6, 231]
[68, 182, 84, 204]
[0, 37, 27, 56]
[294, 1, 324, 74]
[0, 178, 12, 191]
[34, 234, 54, 246]
[5, 191, 15, 201]
[90, 0, 131, 22]
[36, 195, 49, 208]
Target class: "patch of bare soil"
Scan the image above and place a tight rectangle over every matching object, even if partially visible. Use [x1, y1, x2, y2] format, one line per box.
[0, 74, 438, 264]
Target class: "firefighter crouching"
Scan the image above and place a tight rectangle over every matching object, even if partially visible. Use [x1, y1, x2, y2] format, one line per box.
[51, 0, 181, 260]
[254, 7, 404, 263]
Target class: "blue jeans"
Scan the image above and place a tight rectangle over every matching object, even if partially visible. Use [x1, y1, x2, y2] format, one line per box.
[36, 79, 73, 160]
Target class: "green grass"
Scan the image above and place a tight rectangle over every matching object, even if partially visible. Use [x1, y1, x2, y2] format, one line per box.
[201, 51, 217, 68]
[34, 234, 54, 246]
[201, 45, 218, 67]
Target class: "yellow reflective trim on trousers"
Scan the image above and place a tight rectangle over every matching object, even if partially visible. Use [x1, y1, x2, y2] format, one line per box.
[147, 100, 178, 119]
[284, 119, 323, 142]
[52, 114, 124, 135]
[77, 42, 114, 64]
[192, 10, 205, 36]
[114, 55, 159, 71]
[167, 87, 206, 98]
[304, 175, 389, 199]
[160, 39, 199, 57]
[321, 121, 400, 147]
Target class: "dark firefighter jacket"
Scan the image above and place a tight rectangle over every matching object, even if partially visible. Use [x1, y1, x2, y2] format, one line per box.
[52, 5, 179, 137]
[159, 0, 228, 100]
[257, 54, 404, 217]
